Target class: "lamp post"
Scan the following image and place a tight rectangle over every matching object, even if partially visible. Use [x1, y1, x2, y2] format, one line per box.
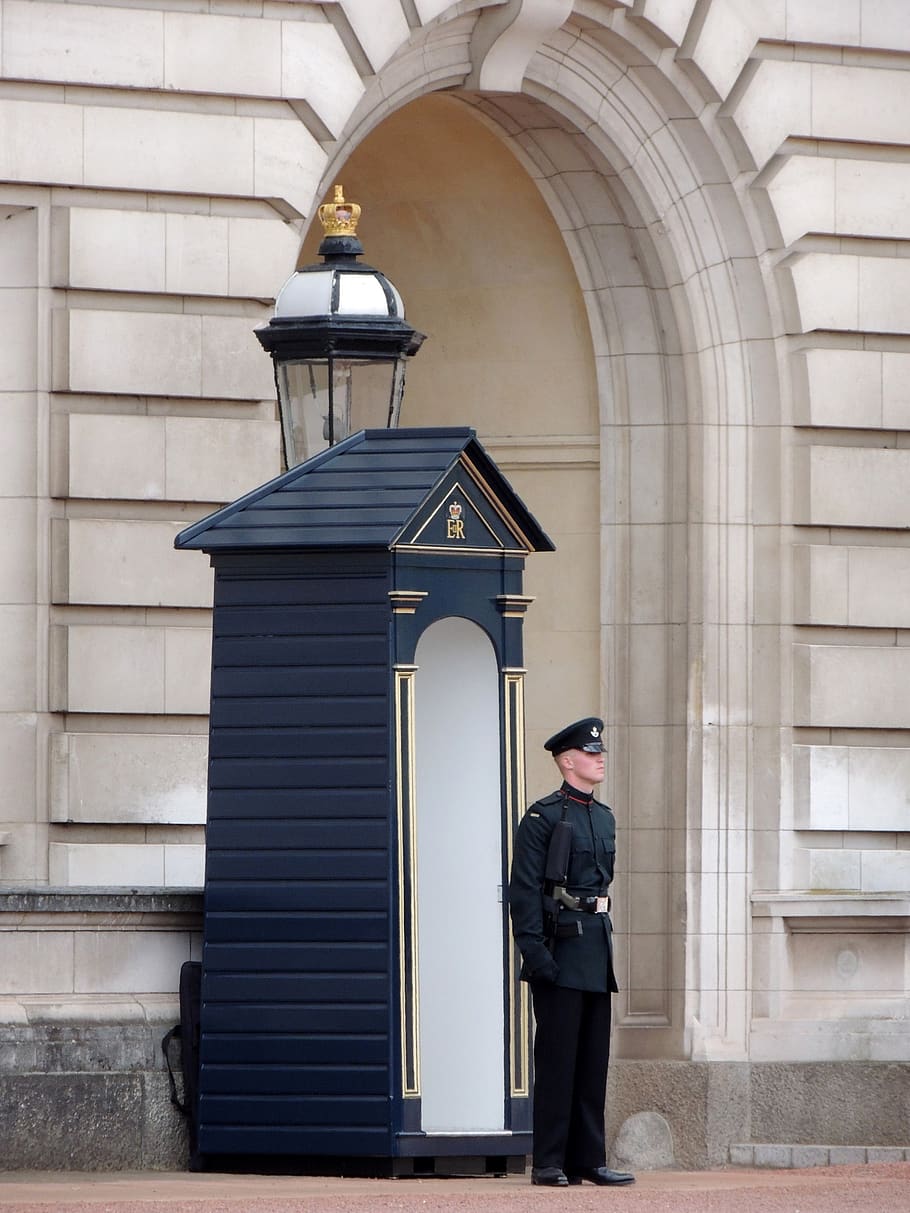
[255, 185, 426, 468]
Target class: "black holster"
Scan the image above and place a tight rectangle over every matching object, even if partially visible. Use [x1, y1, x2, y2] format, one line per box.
[541, 891, 559, 950]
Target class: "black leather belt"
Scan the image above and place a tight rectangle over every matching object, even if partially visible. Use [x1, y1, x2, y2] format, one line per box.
[555, 888, 611, 913]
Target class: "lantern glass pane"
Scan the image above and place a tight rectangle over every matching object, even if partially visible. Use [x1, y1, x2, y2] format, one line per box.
[388, 281, 405, 318]
[333, 358, 400, 432]
[277, 360, 330, 467]
[277, 357, 405, 467]
[273, 270, 334, 319]
[336, 274, 391, 316]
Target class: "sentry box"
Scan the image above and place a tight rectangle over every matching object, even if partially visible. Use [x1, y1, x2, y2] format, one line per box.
[175, 426, 553, 1176]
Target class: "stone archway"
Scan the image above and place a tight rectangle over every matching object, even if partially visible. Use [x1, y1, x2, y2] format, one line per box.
[303, 4, 786, 1080]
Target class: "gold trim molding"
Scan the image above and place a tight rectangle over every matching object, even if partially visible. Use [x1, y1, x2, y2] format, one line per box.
[389, 591, 429, 615]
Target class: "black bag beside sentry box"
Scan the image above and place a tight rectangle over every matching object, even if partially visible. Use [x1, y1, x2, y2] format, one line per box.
[161, 960, 202, 1168]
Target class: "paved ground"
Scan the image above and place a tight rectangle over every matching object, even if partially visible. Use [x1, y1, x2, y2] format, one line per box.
[0, 1164, 908, 1213]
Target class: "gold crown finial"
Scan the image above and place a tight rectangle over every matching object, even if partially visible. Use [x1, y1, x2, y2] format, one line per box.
[318, 184, 361, 237]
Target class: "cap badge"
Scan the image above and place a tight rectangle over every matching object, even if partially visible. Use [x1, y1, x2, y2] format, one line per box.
[590, 726, 600, 738]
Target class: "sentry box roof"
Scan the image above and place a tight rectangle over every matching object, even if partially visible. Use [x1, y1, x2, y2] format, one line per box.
[174, 427, 554, 556]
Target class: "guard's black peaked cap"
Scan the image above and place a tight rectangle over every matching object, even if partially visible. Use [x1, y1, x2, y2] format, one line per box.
[544, 717, 606, 755]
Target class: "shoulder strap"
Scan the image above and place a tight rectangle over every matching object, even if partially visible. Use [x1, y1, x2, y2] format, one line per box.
[543, 789, 574, 885]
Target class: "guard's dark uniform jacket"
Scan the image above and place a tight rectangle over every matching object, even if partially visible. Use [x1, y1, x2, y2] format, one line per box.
[509, 783, 618, 994]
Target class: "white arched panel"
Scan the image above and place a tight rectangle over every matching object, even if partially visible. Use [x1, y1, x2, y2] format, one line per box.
[414, 616, 505, 1133]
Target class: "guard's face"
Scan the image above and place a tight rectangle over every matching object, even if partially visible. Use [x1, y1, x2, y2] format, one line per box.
[563, 747, 605, 786]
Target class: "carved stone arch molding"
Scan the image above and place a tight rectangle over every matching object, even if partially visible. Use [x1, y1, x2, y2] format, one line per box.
[314, 1, 784, 1062]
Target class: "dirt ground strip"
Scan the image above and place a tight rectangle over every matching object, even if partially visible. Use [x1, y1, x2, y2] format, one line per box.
[0, 1164, 908, 1213]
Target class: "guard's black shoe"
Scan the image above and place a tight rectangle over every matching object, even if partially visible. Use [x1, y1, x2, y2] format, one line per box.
[531, 1167, 570, 1186]
[566, 1166, 636, 1186]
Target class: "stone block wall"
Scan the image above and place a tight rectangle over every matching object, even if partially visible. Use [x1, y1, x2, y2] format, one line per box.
[0, 892, 200, 1169]
[608, 1059, 910, 1170]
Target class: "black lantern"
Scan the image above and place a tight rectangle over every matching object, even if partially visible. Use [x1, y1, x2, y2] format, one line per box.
[255, 185, 426, 467]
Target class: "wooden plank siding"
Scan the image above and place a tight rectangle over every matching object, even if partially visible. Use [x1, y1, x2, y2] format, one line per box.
[197, 553, 395, 1157]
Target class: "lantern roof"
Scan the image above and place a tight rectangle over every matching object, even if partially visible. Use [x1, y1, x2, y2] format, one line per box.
[255, 184, 424, 362]
[174, 427, 554, 555]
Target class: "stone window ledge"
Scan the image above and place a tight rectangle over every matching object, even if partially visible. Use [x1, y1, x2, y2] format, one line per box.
[0, 887, 203, 927]
[0, 993, 182, 1027]
[752, 893, 910, 931]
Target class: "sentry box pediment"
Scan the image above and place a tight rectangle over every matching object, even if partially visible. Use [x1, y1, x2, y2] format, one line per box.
[174, 428, 552, 1176]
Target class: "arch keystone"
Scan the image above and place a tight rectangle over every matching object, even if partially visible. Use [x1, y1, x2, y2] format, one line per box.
[467, 0, 573, 92]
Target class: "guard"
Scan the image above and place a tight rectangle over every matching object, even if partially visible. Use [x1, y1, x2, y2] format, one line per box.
[509, 717, 634, 1188]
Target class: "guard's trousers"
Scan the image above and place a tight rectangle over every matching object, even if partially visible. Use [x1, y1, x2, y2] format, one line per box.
[530, 982, 612, 1171]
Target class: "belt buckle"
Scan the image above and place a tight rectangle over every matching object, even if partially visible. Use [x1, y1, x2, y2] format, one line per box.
[595, 895, 610, 914]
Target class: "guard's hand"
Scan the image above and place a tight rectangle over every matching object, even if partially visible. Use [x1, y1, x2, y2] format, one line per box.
[530, 957, 559, 984]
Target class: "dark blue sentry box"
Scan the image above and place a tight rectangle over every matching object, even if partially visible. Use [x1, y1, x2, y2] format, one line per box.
[175, 427, 553, 1176]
